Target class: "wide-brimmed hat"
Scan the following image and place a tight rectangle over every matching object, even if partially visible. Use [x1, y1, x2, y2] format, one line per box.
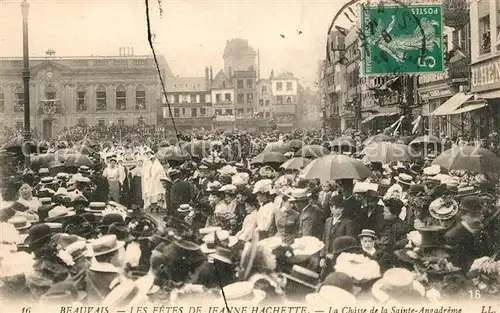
[78, 165, 91, 174]
[253, 179, 273, 194]
[216, 281, 266, 307]
[39, 197, 53, 205]
[8, 216, 31, 230]
[331, 236, 360, 255]
[209, 246, 234, 264]
[38, 168, 50, 175]
[286, 188, 309, 202]
[282, 265, 320, 290]
[39, 280, 87, 305]
[102, 278, 148, 309]
[85, 202, 107, 214]
[423, 165, 440, 176]
[198, 227, 222, 236]
[358, 229, 377, 239]
[290, 236, 325, 262]
[396, 173, 413, 186]
[86, 234, 125, 257]
[177, 204, 193, 214]
[206, 181, 222, 192]
[305, 285, 356, 308]
[459, 196, 483, 215]
[371, 268, 425, 303]
[428, 197, 458, 220]
[321, 272, 362, 296]
[40, 176, 55, 184]
[46, 206, 76, 222]
[173, 239, 200, 251]
[108, 223, 135, 243]
[220, 184, 237, 194]
[26, 224, 55, 249]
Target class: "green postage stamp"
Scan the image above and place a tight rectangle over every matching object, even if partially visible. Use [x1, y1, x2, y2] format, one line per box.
[360, 3, 444, 76]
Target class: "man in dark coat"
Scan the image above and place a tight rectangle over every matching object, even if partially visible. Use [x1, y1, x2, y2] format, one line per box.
[359, 190, 385, 235]
[90, 163, 109, 202]
[290, 188, 324, 239]
[168, 169, 192, 218]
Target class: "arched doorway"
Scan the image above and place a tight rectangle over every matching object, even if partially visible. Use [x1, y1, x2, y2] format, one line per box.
[42, 119, 53, 139]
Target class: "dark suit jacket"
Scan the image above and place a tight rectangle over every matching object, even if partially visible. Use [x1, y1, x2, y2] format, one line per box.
[321, 217, 360, 257]
[360, 206, 385, 236]
[169, 179, 192, 215]
[297, 204, 324, 239]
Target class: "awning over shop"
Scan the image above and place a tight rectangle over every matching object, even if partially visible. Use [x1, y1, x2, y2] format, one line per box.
[447, 100, 488, 115]
[430, 92, 474, 116]
[361, 112, 398, 124]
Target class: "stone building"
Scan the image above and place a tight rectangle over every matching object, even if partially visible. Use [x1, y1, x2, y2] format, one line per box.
[0, 54, 172, 139]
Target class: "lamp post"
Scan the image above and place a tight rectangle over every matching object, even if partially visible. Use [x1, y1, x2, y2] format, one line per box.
[21, 0, 31, 164]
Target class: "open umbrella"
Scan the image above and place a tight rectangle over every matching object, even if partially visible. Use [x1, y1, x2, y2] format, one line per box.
[156, 147, 191, 162]
[280, 157, 312, 170]
[263, 142, 292, 154]
[64, 153, 94, 168]
[330, 137, 357, 153]
[432, 146, 500, 177]
[300, 154, 373, 181]
[295, 145, 330, 158]
[287, 139, 305, 150]
[30, 153, 56, 170]
[2, 137, 39, 154]
[410, 135, 441, 146]
[250, 152, 287, 165]
[361, 142, 417, 164]
[363, 134, 395, 146]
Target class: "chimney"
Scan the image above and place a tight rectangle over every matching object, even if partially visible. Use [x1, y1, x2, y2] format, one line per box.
[205, 67, 209, 88]
[270, 70, 274, 79]
[228, 67, 232, 79]
[209, 66, 213, 86]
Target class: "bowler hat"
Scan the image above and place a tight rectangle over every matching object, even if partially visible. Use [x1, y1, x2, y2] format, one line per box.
[282, 265, 320, 290]
[108, 223, 135, 243]
[26, 224, 54, 250]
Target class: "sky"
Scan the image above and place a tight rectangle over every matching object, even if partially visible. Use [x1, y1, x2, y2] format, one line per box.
[0, 0, 352, 89]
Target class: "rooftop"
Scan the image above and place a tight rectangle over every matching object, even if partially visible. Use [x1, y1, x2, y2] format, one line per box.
[273, 72, 297, 80]
[165, 77, 208, 92]
[223, 38, 257, 58]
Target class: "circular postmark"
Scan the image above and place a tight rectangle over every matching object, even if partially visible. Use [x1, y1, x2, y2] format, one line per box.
[327, 0, 444, 77]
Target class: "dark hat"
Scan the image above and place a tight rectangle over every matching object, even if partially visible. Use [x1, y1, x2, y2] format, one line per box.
[173, 239, 200, 251]
[85, 202, 107, 213]
[415, 225, 450, 249]
[322, 272, 362, 295]
[63, 215, 93, 237]
[78, 165, 91, 174]
[26, 224, 54, 250]
[101, 213, 125, 228]
[408, 184, 426, 196]
[80, 212, 98, 224]
[108, 222, 135, 243]
[282, 265, 320, 290]
[459, 196, 483, 214]
[331, 236, 360, 255]
[40, 176, 55, 184]
[40, 280, 86, 305]
[329, 194, 344, 207]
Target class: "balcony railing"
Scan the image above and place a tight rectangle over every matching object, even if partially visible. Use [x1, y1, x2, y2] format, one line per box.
[38, 100, 63, 115]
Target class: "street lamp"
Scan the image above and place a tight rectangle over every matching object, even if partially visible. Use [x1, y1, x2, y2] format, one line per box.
[21, 0, 31, 163]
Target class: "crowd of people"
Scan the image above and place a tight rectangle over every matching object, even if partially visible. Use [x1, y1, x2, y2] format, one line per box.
[0, 128, 499, 309]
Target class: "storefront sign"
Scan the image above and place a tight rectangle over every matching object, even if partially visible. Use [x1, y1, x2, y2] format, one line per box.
[449, 58, 470, 85]
[418, 69, 450, 85]
[419, 87, 453, 100]
[471, 57, 500, 92]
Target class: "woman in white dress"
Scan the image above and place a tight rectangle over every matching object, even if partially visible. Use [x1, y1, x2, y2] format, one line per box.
[103, 158, 124, 201]
[0, 183, 40, 222]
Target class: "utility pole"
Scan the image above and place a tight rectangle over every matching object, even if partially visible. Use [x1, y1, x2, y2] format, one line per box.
[21, 0, 31, 166]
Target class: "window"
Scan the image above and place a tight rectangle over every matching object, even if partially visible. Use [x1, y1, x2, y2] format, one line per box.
[182, 108, 186, 115]
[237, 93, 244, 104]
[97, 119, 106, 126]
[76, 118, 87, 127]
[118, 119, 125, 126]
[236, 109, 244, 115]
[16, 121, 23, 130]
[259, 100, 264, 106]
[216, 94, 222, 102]
[14, 87, 24, 112]
[276, 82, 283, 91]
[0, 88, 4, 112]
[265, 100, 270, 106]
[215, 109, 222, 116]
[237, 79, 244, 89]
[135, 85, 146, 109]
[224, 93, 231, 101]
[115, 85, 126, 110]
[286, 82, 293, 91]
[265, 112, 270, 118]
[276, 95, 283, 104]
[76, 86, 86, 111]
[174, 95, 179, 103]
[174, 108, 180, 117]
[247, 79, 253, 89]
[191, 108, 197, 117]
[286, 97, 292, 104]
[191, 94, 197, 103]
[45, 85, 56, 100]
[225, 109, 233, 115]
[246, 93, 253, 104]
[96, 86, 107, 111]
[479, 15, 491, 54]
[200, 108, 206, 116]
[261, 85, 268, 93]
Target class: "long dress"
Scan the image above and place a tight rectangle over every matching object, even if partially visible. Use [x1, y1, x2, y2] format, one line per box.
[143, 159, 167, 209]
[103, 167, 123, 202]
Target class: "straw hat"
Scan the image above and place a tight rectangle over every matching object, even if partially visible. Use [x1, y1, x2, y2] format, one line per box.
[216, 281, 266, 307]
[305, 286, 356, 309]
[371, 268, 425, 303]
[85, 235, 125, 257]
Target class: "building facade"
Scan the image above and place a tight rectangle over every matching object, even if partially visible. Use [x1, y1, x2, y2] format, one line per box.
[255, 79, 273, 130]
[469, 0, 500, 136]
[223, 39, 257, 76]
[233, 70, 257, 130]
[0, 55, 172, 139]
[211, 69, 236, 131]
[270, 72, 301, 130]
[158, 69, 213, 130]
